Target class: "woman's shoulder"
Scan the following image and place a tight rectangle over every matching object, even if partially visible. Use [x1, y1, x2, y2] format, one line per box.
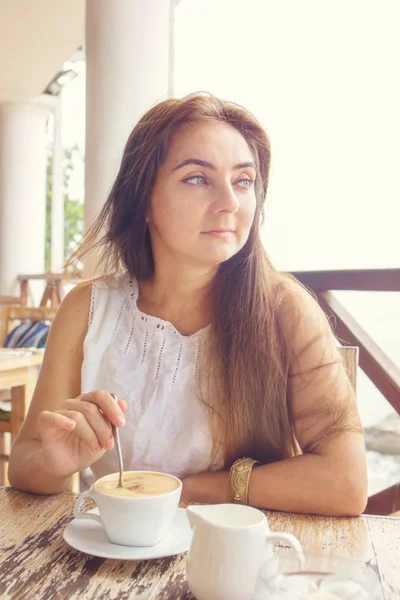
[58, 272, 131, 324]
[43, 280, 93, 352]
[268, 272, 307, 311]
[272, 275, 333, 350]
[58, 279, 93, 316]
[88, 273, 133, 328]
[91, 271, 131, 292]
[275, 278, 320, 319]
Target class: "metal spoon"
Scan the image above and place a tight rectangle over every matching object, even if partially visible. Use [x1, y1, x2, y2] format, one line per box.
[110, 393, 124, 488]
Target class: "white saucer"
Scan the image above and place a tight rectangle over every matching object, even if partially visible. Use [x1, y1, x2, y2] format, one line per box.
[63, 507, 192, 560]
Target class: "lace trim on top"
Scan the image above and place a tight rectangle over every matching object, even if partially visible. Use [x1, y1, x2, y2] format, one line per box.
[88, 283, 95, 327]
[126, 278, 211, 340]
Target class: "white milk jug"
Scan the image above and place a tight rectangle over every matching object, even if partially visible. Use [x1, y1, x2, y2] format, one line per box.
[186, 504, 302, 600]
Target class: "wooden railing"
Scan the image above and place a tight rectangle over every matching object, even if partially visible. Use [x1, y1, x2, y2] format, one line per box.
[291, 269, 400, 515]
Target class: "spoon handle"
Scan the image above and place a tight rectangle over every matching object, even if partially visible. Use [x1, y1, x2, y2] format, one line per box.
[110, 393, 124, 487]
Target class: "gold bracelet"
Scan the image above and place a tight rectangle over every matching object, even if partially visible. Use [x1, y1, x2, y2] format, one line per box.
[228, 457, 260, 505]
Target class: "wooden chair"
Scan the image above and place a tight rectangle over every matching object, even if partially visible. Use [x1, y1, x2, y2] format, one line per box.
[18, 273, 67, 309]
[0, 305, 58, 346]
[338, 345, 358, 392]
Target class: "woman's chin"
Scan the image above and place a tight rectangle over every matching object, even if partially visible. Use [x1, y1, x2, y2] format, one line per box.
[196, 248, 240, 266]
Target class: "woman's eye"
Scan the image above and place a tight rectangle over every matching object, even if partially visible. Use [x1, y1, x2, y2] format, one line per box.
[183, 175, 207, 186]
[236, 178, 255, 189]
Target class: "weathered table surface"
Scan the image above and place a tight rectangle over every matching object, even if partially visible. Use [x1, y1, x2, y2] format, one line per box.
[0, 487, 399, 599]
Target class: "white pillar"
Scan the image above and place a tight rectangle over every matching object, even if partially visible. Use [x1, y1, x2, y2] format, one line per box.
[0, 98, 53, 296]
[84, 0, 174, 233]
[51, 95, 65, 272]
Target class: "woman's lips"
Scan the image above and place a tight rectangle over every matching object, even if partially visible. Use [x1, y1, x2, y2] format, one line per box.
[203, 230, 235, 238]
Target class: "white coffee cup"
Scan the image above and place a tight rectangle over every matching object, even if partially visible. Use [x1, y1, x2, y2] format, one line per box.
[74, 470, 182, 547]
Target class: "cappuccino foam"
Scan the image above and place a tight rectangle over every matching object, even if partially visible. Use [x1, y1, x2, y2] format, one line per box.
[95, 471, 179, 498]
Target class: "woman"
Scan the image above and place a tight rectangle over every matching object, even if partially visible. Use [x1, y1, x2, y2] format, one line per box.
[8, 93, 367, 515]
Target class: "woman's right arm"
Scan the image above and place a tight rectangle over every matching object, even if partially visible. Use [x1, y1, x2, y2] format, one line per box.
[8, 282, 126, 494]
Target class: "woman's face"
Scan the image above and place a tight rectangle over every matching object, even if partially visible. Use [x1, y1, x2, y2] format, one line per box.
[147, 120, 257, 270]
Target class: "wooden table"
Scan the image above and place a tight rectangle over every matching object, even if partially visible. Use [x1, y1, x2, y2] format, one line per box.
[0, 349, 43, 436]
[0, 488, 399, 599]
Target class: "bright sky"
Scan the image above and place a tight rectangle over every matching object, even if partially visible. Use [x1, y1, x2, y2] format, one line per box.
[174, 0, 400, 272]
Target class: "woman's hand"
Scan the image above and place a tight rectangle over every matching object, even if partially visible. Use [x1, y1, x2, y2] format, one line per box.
[38, 391, 128, 478]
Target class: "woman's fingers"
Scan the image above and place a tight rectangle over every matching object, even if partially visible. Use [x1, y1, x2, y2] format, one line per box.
[79, 391, 126, 427]
[39, 410, 76, 432]
[118, 399, 128, 415]
[39, 391, 127, 454]
[63, 398, 113, 449]
[57, 409, 104, 452]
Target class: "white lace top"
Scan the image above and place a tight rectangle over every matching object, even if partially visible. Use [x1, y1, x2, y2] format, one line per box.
[81, 274, 223, 480]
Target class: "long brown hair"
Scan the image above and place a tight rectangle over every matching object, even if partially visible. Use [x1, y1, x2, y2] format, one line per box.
[68, 93, 358, 467]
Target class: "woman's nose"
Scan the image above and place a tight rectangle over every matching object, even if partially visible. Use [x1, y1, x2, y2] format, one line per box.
[211, 183, 240, 214]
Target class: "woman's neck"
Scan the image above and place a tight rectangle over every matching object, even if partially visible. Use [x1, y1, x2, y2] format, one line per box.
[137, 268, 215, 335]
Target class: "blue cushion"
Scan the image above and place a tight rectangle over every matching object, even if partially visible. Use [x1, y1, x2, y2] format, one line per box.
[4, 321, 50, 348]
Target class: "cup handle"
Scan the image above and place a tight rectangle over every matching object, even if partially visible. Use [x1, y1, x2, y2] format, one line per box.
[73, 490, 102, 525]
[265, 531, 304, 556]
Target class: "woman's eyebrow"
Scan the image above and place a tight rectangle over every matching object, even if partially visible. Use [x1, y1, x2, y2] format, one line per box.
[234, 161, 256, 171]
[174, 158, 216, 171]
[173, 158, 256, 171]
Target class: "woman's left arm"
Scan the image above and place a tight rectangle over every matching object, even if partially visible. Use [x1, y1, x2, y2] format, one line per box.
[182, 286, 368, 516]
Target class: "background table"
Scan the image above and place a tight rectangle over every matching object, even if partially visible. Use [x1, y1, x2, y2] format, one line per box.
[0, 349, 43, 484]
[0, 487, 399, 599]
[0, 349, 43, 430]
